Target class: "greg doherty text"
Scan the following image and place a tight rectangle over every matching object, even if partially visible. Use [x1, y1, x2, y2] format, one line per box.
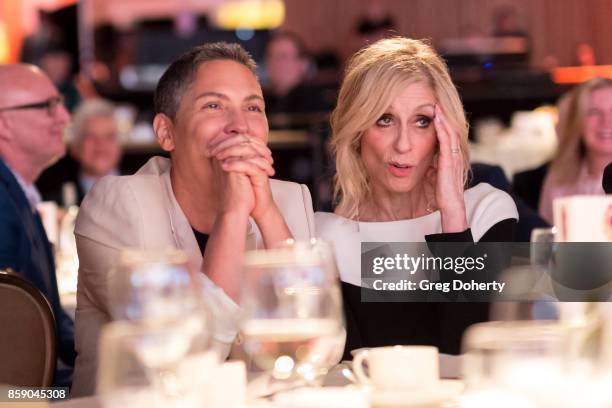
[372, 279, 506, 293]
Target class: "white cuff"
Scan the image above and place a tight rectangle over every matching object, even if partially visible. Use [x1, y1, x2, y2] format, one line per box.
[197, 273, 242, 345]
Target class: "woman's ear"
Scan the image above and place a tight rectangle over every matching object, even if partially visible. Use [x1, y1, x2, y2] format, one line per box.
[153, 113, 175, 152]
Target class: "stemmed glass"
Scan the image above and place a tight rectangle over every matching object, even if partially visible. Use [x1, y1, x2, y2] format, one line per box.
[98, 317, 217, 408]
[490, 227, 560, 321]
[104, 248, 215, 403]
[240, 239, 345, 391]
[109, 249, 201, 321]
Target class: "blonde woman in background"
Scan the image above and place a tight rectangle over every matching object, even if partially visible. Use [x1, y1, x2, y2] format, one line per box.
[514, 77, 612, 224]
[315, 37, 518, 358]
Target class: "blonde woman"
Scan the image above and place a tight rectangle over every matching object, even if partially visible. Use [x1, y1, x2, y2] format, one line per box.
[514, 77, 612, 224]
[315, 37, 518, 357]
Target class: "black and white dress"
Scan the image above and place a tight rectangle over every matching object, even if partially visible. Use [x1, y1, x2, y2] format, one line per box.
[315, 183, 519, 358]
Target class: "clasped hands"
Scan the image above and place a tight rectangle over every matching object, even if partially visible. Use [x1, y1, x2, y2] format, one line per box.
[206, 133, 277, 223]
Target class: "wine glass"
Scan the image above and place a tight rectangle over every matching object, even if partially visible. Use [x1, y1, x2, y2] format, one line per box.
[98, 317, 218, 408]
[109, 248, 201, 321]
[106, 248, 214, 400]
[240, 239, 345, 389]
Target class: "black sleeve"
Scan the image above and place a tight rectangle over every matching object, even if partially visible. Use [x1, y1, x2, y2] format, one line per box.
[340, 282, 363, 360]
[425, 218, 517, 355]
[424, 218, 517, 243]
[425, 228, 474, 243]
[479, 218, 517, 242]
[425, 218, 517, 281]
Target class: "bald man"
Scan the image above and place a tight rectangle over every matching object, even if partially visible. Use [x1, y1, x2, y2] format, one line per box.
[0, 64, 75, 386]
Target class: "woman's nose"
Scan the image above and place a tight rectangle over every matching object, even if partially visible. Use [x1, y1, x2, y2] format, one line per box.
[393, 128, 412, 152]
[225, 109, 249, 134]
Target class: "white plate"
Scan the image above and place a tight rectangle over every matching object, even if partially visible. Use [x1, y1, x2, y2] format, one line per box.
[369, 379, 464, 407]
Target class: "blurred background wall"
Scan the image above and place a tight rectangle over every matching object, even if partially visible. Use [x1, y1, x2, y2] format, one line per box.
[282, 0, 612, 67]
[2, 0, 612, 67]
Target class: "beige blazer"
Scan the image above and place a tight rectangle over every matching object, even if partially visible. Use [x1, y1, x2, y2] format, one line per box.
[71, 157, 315, 397]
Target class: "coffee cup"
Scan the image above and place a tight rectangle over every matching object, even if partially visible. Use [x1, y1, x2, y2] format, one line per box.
[352, 345, 439, 390]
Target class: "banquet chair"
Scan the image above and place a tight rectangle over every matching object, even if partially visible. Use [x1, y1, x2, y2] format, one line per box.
[0, 268, 57, 387]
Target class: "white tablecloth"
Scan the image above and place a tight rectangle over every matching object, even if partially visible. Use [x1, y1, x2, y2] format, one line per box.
[52, 355, 463, 408]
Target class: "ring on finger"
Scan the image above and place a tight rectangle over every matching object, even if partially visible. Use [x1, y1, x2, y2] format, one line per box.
[451, 148, 460, 154]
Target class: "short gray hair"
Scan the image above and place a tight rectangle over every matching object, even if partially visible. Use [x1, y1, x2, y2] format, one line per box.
[154, 42, 257, 119]
[71, 99, 117, 145]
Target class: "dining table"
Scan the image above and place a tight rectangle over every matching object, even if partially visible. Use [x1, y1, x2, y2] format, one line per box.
[51, 354, 463, 408]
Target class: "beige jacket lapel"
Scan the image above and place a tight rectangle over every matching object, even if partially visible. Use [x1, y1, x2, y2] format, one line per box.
[157, 161, 259, 272]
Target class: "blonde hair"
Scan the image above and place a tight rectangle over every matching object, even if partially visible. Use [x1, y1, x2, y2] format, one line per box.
[330, 37, 470, 219]
[548, 77, 612, 184]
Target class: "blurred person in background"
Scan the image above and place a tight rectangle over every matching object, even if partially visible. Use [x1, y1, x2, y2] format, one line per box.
[490, 4, 530, 66]
[70, 100, 122, 200]
[0, 64, 75, 386]
[38, 44, 82, 112]
[20, 10, 63, 65]
[312, 50, 342, 91]
[263, 32, 333, 190]
[348, 0, 395, 57]
[38, 99, 122, 206]
[21, 9, 82, 112]
[513, 77, 612, 224]
[70, 99, 123, 206]
[316, 37, 518, 358]
[491, 5, 529, 39]
[263, 32, 332, 117]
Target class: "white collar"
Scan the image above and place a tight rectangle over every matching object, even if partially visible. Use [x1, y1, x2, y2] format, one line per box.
[6, 164, 41, 212]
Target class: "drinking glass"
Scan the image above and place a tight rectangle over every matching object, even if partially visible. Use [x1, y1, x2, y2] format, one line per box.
[98, 318, 218, 408]
[530, 227, 557, 274]
[461, 320, 611, 407]
[490, 228, 560, 321]
[240, 239, 345, 387]
[461, 321, 570, 406]
[109, 248, 200, 321]
[105, 248, 214, 400]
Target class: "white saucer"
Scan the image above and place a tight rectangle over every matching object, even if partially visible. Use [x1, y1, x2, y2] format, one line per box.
[368, 379, 464, 407]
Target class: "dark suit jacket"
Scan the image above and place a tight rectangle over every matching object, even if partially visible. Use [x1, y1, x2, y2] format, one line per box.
[0, 158, 76, 384]
[471, 163, 549, 242]
[512, 163, 550, 211]
[36, 155, 86, 206]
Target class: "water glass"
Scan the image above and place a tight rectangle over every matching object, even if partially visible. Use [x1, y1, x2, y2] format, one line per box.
[240, 239, 345, 385]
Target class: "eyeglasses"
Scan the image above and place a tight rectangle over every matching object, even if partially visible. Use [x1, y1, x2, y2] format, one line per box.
[0, 95, 65, 117]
